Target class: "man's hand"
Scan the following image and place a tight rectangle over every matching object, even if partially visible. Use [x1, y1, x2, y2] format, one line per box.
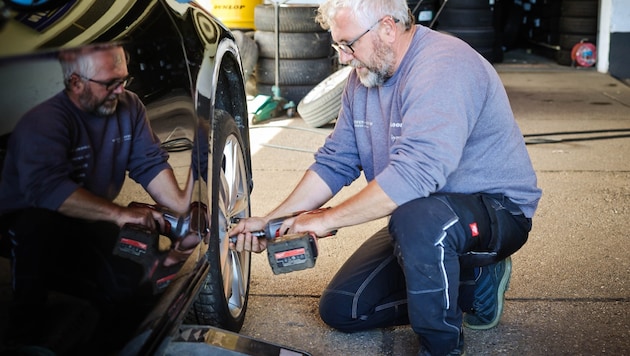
[116, 205, 165, 231]
[228, 216, 268, 253]
[59, 188, 165, 231]
[282, 209, 335, 238]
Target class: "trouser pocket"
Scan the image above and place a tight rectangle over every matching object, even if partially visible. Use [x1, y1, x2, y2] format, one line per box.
[460, 195, 531, 267]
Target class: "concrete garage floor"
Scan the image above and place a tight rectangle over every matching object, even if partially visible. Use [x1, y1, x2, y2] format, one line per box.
[239, 50, 630, 355]
[1, 49, 629, 355]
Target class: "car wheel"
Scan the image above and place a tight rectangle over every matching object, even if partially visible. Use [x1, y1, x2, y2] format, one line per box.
[186, 109, 251, 332]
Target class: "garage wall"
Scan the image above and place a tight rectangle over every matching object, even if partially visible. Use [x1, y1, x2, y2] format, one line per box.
[598, 0, 630, 82]
[0, 58, 62, 135]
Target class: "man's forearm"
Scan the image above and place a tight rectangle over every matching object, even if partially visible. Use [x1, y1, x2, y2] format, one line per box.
[146, 168, 193, 214]
[321, 179, 397, 232]
[265, 170, 333, 221]
[57, 188, 122, 223]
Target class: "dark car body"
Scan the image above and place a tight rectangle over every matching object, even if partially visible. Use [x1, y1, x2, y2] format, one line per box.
[0, 0, 253, 354]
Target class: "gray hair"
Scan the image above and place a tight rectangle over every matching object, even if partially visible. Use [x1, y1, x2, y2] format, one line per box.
[316, 0, 413, 31]
[59, 44, 124, 89]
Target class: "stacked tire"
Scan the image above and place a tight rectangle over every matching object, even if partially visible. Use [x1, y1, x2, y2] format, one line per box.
[557, 0, 598, 66]
[433, 0, 502, 63]
[253, 4, 334, 104]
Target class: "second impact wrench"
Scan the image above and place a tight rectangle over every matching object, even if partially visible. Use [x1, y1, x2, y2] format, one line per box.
[232, 209, 336, 274]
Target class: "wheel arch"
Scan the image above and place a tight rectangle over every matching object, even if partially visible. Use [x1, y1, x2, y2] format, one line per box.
[195, 35, 252, 193]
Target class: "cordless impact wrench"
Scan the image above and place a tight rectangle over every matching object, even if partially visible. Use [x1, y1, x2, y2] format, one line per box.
[232, 209, 335, 275]
[112, 202, 203, 294]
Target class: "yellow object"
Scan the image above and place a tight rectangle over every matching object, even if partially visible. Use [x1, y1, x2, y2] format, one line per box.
[211, 0, 263, 30]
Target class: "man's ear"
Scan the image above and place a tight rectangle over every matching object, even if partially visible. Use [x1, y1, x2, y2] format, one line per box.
[381, 16, 398, 42]
[68, 73, 84, 92]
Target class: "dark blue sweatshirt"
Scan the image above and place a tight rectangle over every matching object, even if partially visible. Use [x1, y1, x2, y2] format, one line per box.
[0, 90, 169, 214]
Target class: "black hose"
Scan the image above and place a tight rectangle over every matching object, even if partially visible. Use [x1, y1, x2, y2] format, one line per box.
[523, 128, 630, 145]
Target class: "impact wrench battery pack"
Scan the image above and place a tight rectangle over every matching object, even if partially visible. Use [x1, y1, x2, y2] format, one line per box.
[112, 223, 177, 294]
[266, 232, 319, 275]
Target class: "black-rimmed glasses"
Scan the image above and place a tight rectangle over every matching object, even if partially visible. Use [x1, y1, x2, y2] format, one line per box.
[76, 73, 133, 91]
[332, 17, 397, 54]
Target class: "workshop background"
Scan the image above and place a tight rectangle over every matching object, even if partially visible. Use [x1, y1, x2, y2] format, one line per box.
[205, 0, 629, 112]
[0, 0, 628, 354]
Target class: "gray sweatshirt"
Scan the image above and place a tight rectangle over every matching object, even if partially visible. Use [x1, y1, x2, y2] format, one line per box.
[310, 25, 541, 218]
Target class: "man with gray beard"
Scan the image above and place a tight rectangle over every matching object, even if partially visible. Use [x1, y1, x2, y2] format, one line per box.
[0, 44, 192, 350]
[229, 0, 542, 355]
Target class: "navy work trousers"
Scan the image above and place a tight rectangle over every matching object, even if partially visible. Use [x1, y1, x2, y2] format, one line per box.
[319, 193, 532, 356]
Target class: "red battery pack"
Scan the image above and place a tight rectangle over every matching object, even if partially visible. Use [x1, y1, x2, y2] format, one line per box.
[266, 233, 318, 274]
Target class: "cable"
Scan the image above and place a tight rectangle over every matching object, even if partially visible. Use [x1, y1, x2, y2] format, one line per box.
[523, 128, 630, 137]
[249, 124, 331, 135]
[524, 128, 630, 145]
[161, 137, 193, 152]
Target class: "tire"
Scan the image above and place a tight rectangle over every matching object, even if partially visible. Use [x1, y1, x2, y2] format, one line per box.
[254, 31, 332, 59]
[559, 17, 598, 34]
[555, 48, 573, 66]
[298, 66, 352, 128]
[256, 57, 333, 86]
[254, 5, 322, 33]
[185, 110, 252, 332]
[256, 83, 314, 104]
[441, 27, 499, 63]
[437, 8, 494, 28]
[233, 30, 258, 81]
[561, 0, 599, 17]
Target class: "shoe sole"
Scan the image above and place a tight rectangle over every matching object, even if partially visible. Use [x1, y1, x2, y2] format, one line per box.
[463, 256, 512, 330]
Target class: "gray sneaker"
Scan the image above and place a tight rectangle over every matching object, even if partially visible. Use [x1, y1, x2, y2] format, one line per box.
[463, 256, 512, 330]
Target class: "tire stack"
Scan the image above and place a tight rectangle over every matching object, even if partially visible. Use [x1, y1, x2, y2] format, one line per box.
[433, 0, 503, 63]
[557, 0, 599, 66]
[253, 4, 334, 104]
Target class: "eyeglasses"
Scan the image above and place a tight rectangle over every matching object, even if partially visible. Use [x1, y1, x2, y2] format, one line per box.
[76, 73, 133, 91]
[331, 17, 398, 54]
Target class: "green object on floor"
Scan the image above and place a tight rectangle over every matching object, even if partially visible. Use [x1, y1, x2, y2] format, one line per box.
[250, 86, 295, 124]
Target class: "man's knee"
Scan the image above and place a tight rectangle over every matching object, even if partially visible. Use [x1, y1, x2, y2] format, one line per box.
[389, 196, 455, 248]
[319, 290, 357, 332]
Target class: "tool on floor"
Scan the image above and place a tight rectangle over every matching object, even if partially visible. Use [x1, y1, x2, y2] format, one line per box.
[231, 208, 336, 274]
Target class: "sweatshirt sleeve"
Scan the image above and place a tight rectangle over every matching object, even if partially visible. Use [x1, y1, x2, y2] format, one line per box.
[126, 93, 171, 189]
[309, 84, 363, 195]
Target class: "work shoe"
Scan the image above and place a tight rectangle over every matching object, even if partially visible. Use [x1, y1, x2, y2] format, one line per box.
[417, 329, 465, 356]
[463, 256, 512, 330]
